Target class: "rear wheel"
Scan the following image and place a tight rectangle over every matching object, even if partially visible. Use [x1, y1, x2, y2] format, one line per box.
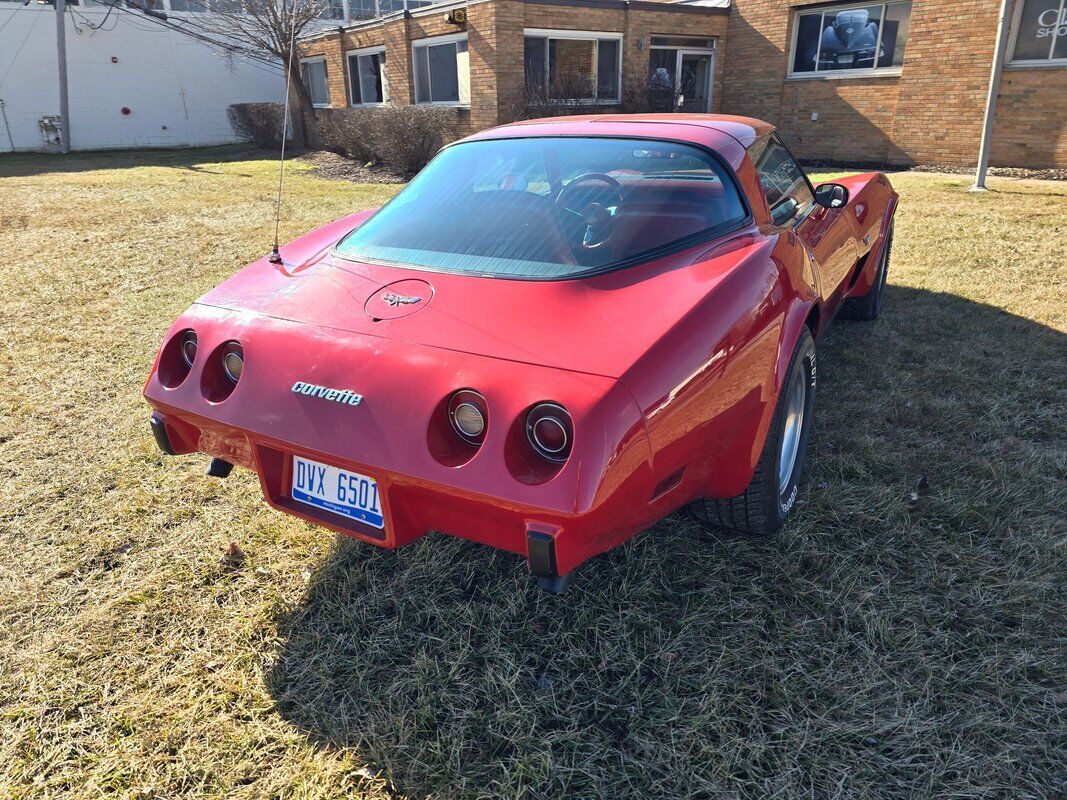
[689, 328, 816, 536]
[840, 221, 893, 321]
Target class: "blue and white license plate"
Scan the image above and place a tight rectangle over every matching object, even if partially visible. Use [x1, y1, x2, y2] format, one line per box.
[291, 455, 384, 529]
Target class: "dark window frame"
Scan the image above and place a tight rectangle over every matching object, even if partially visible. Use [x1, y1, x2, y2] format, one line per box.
[750, 133, 818, 228]
[347, 47, 388, 106]
[300, 58, 331, 108]
[788, 0, 912, 79]
[523, 29, 623, 104]
[1008, 0, 1067, 66]
[331, 134, 755, 282]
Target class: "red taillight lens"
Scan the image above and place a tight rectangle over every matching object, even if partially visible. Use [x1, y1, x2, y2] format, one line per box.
[180, 330, 197, 367]
[525, 402, 573, 462]
[448, 390, 488, 445]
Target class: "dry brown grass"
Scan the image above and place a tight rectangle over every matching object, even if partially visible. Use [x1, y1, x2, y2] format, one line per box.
[0, 148, 1064, 799]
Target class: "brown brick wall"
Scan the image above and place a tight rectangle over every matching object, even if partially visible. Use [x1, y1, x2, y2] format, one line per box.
[299, 0, 726, 139]
[990, 68, 1067, 169]
[499, 1, 728, 118]
[298, 0, 1067, 168]
[625, 7, 729, 112]
[721, 0, 1067, 168]
[299, 17, 411, 107]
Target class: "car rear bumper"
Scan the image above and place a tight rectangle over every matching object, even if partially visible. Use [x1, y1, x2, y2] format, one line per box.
[148, 406, 657, 578]
[143, 304, 663, 576]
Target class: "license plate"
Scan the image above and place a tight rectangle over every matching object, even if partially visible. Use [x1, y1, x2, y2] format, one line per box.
[838, 53, 854, 65]
[290, 456, 384, 529]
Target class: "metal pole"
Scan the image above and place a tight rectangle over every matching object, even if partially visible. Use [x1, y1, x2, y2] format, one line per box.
[970, 0, 1012, 192]
[56, 0, 71, 153]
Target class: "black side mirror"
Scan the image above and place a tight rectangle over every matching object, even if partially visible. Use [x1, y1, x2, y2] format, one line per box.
[815, 183, 849, 209]
[770, 196, 799, 226]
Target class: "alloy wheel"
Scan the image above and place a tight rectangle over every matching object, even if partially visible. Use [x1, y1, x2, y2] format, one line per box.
[778, 363, 807, 497]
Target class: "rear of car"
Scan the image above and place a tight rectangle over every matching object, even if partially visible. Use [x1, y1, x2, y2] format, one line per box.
[145, 114, 897, 586]
[145, 121, 763, 583]
[147, 301, 653, 578]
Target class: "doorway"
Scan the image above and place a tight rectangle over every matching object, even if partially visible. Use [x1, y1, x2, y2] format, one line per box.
[677, 51, 713, 113]
[647, 40, 716, 114]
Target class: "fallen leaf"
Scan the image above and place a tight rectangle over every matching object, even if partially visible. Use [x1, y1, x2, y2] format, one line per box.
[220, 541, 246, 569]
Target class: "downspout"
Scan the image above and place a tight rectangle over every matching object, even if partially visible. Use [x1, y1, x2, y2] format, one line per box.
[786, 83, 797, 145]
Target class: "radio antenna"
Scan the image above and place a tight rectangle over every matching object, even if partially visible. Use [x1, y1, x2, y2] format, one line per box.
[268, 2, 299, 265]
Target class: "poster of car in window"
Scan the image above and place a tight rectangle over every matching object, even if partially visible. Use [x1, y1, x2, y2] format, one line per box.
[792, 2, 912, 74]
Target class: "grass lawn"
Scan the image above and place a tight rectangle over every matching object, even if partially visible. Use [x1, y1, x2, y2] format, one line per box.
[0, 148, 1064, 799]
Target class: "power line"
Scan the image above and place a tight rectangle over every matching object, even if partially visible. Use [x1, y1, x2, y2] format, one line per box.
[67, 1, 120, 33]
[111, 1, 285, 73]
[0, 7, 41, 89]
[0, 0, 34, 38]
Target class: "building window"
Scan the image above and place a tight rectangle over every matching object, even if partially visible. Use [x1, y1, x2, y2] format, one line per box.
[166, 0, 207, 11]
[348, 47, 388, 105]
[413, 34, 470, 105]
[523, 29, 622, 103]
[348, 0, 377, 20]
[1010, 0, 1067, 64]
[789, 1, 912, 77]
[300, 58, 330, 108]
[319, 0, 344, 19]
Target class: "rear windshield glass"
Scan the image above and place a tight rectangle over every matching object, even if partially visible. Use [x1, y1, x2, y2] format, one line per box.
[334, 136, 747, 279]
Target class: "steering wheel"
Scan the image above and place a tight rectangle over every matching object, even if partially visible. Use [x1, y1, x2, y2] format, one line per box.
[555, 173, 623, 250]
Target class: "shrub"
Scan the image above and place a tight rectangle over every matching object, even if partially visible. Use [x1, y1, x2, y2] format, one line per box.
[371, 105, 458, 176]
[227, 103, 287, 150]
[499, 72, 679, 124]
[314, 105, 458, 176]
[314, 108, 377, 163]
[621, 78, 678, 114]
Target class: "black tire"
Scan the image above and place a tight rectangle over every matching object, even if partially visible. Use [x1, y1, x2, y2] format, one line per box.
[840, 221, 893, 321]
[689, 327, 816, 536]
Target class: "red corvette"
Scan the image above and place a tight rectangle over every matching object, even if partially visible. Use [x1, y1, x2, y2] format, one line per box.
[144, 114, 897, 591]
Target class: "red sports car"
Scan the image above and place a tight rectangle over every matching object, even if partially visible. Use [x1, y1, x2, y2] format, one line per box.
[144, 114, 897, 591]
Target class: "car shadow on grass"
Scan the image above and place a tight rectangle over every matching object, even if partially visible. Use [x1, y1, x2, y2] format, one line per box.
[264, 286, 1065, 799]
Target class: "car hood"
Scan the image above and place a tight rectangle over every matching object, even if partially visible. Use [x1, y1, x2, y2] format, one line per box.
[196, 213, 770, 379]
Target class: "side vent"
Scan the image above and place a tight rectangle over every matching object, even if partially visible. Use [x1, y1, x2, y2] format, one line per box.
[846, 250, 871, 290]
[650, 467, 686, 501]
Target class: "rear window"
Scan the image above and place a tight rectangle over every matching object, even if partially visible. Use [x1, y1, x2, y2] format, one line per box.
[334, 136, 747, 279]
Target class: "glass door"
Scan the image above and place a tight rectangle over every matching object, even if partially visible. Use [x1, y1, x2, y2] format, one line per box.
[677, 50, 713, 113]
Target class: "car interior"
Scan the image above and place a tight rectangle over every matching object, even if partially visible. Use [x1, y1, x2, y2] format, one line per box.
[335, 138, 749, 277]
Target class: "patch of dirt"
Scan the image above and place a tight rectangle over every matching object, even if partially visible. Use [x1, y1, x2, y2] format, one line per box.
[803, 159, 1067, 181]
[906, 164, 1067, 181]
[296, 150, 405, 184]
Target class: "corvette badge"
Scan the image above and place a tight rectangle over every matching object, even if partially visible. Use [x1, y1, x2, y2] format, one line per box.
[382, 292, 422, 307]
[291, 381, 363, 406]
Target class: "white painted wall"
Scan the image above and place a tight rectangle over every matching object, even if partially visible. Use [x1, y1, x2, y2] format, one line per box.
[0, 4, 284, 152]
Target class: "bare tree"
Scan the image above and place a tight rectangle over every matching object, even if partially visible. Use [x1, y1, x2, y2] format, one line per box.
[146, 0, 333, 146]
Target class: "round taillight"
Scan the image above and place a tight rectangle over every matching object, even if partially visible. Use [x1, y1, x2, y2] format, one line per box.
[222, 341, 244, 383]
[525, 402, 573, 462]
[180, 330, 197, 367]
[448, 390, 487, 445]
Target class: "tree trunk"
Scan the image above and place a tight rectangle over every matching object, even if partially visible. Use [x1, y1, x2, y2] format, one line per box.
[284, 56, 314, 149]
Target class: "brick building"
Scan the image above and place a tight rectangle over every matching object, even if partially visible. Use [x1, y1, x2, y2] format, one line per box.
[298, 0, 1067, 168]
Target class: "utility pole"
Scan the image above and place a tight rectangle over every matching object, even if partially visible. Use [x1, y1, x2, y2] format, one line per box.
[55, 0, 71, 153]
[971, 0, 1012, 192]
